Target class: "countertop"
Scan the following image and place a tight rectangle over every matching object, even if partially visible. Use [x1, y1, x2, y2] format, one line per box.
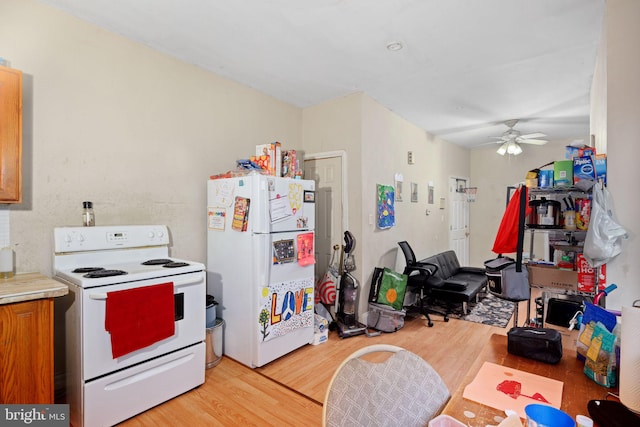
[0, 272, 68, 305]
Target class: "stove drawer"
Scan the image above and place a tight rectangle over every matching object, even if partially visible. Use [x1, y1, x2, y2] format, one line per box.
[82, 343, 205, 427]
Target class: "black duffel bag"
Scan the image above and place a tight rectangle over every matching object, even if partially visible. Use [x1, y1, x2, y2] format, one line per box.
[507, 327, 563, 364]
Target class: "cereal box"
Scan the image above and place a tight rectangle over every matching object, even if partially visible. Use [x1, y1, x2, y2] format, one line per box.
[282, 150, 297, 178]
[576, 254, 606, 293]
[256, 142, 282, 176]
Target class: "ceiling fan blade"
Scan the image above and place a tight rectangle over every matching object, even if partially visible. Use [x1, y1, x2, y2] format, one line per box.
[519, 132, 546, 139]
[518, 138, 548, 145]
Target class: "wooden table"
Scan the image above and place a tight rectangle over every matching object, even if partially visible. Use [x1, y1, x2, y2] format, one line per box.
[442, 333, 610, 426]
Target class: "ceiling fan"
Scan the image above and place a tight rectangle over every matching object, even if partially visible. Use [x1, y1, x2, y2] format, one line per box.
[491, 119, 548, 156]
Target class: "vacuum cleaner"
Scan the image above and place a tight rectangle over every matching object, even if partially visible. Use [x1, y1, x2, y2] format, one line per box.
[335, 231, 368, 338]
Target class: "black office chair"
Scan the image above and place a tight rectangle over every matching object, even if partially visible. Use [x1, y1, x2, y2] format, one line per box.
[398, 241, 450, 327]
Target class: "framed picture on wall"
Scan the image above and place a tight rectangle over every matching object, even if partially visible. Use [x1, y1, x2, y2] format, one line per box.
[428, 182, 434, 204]
[411, 182, 418, 203]
[395, 180, 403, 202]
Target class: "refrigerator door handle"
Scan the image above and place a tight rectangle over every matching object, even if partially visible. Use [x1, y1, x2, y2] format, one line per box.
[254, 233, 271, 290]
[252, 174, 271, 234]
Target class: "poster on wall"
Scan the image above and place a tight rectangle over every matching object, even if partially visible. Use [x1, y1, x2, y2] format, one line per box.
[258, 278, 314, 342]
[377, 184, 395, 229]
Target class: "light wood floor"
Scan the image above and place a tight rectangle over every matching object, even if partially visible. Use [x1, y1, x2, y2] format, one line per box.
[121, 297, 567, 426]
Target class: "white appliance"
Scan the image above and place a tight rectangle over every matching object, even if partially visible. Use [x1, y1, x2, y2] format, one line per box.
[207, 173, 315, 368]
[53, 225, 205, 427]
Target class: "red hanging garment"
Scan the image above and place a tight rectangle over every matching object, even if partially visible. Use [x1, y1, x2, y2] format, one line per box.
[492, 186, 530, 255]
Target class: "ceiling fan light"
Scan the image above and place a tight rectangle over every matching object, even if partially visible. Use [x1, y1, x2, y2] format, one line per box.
[497, 143, 508, 155]
[509, 142, 523, 155]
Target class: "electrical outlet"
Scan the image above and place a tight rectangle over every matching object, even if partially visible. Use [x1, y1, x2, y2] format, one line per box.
[407, 151, 415, 164]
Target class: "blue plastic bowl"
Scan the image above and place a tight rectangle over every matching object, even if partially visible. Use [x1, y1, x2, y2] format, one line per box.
[525, 404, 575, 427]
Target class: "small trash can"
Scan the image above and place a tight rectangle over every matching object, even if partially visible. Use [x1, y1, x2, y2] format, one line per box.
[205, 318, 224, 368]
[206, 295, 218, 326]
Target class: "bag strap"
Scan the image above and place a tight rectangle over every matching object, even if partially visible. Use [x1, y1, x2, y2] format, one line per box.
[515, 185, 527, 272]
[368, 267, 384, 302]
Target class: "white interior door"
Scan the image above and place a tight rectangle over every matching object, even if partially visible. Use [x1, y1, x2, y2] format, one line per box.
[304, 154, 344, 282]
[449, 177, 470, 265]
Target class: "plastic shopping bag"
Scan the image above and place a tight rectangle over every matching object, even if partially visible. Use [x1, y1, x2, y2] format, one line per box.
[316, 269, 338, 305]
[376, 268, 408, 311]
[584, 185, 627, 267]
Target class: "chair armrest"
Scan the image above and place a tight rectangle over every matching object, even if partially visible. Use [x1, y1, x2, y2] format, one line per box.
[411, 261, 439, 275]
[405, 263, 437, 276]
[458, 266, 485, 275]
[443, 279, 468, 291]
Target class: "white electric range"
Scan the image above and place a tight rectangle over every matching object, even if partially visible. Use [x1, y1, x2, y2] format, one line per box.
[53, 225, 205, 427]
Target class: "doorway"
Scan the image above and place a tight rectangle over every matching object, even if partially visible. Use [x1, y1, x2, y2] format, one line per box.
[448, 177, 470, 265]
[303, 151, 347, 281]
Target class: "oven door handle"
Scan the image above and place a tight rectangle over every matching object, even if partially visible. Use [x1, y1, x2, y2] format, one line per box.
[88, 276, 204, 300]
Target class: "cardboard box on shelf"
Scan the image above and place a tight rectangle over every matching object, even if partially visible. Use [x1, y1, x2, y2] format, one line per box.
[573, 155, 596, 184]
[527, 264, 577, 292]
[594, 154, 607, 185]
[256, 142, 282, 176]
[565, 145, 596, 159]
[553, 160, 574, 186]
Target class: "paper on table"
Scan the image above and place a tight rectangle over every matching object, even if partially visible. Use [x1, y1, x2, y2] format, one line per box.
[462, 361, 563, 419]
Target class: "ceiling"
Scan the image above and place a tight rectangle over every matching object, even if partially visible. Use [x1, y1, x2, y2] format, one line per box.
[38, 0, 605, 149]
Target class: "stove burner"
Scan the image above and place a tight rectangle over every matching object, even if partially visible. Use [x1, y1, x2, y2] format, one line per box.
[142, 259, 173, 266]
[163, 262, 189, 268]
[72, 267, 105, 273]
[83, 269, 128, 278]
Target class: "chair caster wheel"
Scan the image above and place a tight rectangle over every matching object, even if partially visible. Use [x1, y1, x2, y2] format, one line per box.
[428, 321, 434, 327]
[444, 316, 449, 322]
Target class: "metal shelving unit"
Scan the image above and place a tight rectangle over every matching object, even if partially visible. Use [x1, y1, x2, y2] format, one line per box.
[526, 185, 601, 326]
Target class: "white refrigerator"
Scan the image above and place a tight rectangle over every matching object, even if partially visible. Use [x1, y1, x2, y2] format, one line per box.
[207, 173, 316, 368]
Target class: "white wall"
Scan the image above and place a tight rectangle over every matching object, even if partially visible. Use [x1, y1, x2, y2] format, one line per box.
[593, 0, 640, 310]
[303, 94, 471, 321]
[1, 0, 302, 275]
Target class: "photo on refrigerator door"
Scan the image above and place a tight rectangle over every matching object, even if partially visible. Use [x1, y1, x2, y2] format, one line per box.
[296, 232, 314, 266]
[273, 239, 295, 264]
[259, 278, 314, 342]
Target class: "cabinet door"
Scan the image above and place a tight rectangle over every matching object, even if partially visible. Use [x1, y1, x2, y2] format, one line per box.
[0, 299, 54, 403]
[0, 66, 22, 203]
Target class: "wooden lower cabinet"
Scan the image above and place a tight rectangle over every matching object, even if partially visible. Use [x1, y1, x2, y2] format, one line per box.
[0, 298, 54, 403]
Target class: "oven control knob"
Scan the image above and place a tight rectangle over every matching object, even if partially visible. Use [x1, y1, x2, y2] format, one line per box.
[64, 235, 72, 243]
[76, 234, 84, 242]
[148, 231, 155, 238]
[157, 230, 164, 238]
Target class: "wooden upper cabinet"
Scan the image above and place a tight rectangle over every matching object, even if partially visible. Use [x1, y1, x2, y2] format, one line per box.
[0, 66, 23, 203]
